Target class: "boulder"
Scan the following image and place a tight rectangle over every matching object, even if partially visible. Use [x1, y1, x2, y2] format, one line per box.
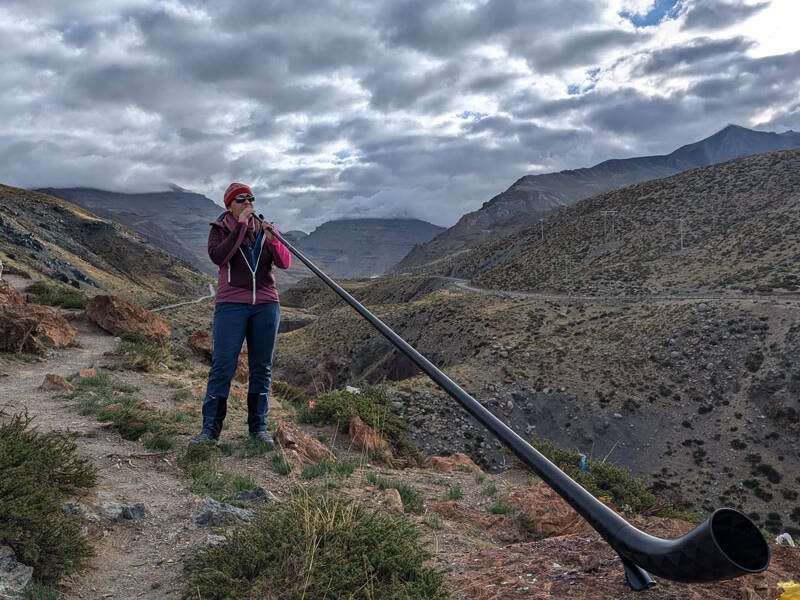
[188, 330, 248, 382]
[0, 546, 33, 599]
[86, 295, 170, 344]
[379, 488, 404, 513]
[348, 416, 392, 462]
[504, 483, 593, 538]
[195, 497, 252, 526]
[274, 423, 335, 470]
[122, 503, 152, 520]
[424, 453, 482, 473]
[99, 502, 123, 520]
[41, 374, 73, 392]
[0, 303, 77, 355]
[0, 280, 24, 307]
[79, 368, 96, 378]
[187, 330, 212, 359]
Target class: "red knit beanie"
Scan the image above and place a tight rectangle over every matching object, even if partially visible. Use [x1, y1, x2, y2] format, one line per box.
[224, 182, 253, 208]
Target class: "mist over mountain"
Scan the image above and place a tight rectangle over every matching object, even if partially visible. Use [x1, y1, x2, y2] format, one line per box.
[393, 125, 800, 272]
[294, 218, 445, 279]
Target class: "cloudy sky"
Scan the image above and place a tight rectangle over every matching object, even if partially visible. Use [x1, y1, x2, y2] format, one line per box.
[1, 0, 798, 232]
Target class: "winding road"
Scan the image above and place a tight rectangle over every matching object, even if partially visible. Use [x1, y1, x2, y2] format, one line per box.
[436, 276, 800, 305]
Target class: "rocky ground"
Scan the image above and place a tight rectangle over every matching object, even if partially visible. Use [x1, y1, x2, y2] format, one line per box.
[1, 273, 798, 600]
[275, 275, 800, 535]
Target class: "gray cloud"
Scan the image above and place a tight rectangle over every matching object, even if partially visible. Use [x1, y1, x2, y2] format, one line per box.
[682, 0, 770, 30]
[0, 0, 798, 233]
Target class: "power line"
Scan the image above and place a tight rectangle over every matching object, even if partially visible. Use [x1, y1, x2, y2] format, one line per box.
[601, 210, 618, 241]
[676, 218, 685, 251]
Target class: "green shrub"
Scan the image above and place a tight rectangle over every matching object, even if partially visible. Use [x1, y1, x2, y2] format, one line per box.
[67, 371, 175, 445]
[271, 453, 292, 476]
[183, 495, 448, 599]
[271, 379, 308, 407]
[365, 473, 424, 514]
[446, 485, 462, 501]
[530, 438, 657, 513]
[0, 414, 96, 585]
[142, 432, 176, 451]
[489, 500, 509, 514]
[25, 282, 87, 309]
[179, 448, 252, 504]
[299, 386, 420, 462]
[23, 582, 61, 600]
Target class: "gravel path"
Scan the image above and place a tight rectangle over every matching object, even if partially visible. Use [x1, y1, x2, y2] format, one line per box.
[0, 317, 204, 599]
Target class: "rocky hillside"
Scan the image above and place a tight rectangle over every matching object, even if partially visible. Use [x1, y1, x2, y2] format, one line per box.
[1, 274, 796, 599]
[38, 187, 223, 276]
[411, 149, 800, 296]
[0, 185, 210, 304]
[393, 125, 800, 272]
[275, 272, 800, 537]
[293, 218, 444, 279]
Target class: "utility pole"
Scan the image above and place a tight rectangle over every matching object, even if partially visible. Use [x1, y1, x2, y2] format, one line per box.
[539, 218, 545, 241]
[601, 210, 618, 241]
[677, 218, 685, 251]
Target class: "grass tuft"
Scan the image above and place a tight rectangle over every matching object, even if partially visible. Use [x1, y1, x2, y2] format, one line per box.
[271, 453, 292, 476]
[298, 386, 421, 463]
[366, 473, 424, 514]
[530, 438, 657, 513]
[25, 281, 87, 309]
[183, 494, 448, 599]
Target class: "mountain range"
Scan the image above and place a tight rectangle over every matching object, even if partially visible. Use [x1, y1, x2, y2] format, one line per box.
[0, 185, 210, 303]
[39, 189, 444, 283]
[392, 124, 800, 272]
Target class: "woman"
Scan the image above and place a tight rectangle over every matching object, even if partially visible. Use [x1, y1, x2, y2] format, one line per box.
[190, 182, 291, 446]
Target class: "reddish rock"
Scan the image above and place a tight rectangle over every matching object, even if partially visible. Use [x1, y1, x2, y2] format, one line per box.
[188, 329, 248, 382]
[86, 295, 170, 344]
[504, 483, 594, 538]
[274, 423, 335, 470]
[105, 403, 124, 411]
[379, 488, 404, 513]
[188, 330, 213, 359]
[0, 303, 77, 354]
[79, 368, 97, 378]
[424, 452, 482, 473]
[0, 280, 24, 306]
[135, 400, 155, 411]
[348, 416, 392, 462]
[41, 374, 73, 391]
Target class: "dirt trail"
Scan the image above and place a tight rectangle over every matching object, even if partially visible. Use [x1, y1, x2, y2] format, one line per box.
[0, 318, 201, 600]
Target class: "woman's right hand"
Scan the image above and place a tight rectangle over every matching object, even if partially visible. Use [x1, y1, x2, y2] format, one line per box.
[237, 205, 255, 223]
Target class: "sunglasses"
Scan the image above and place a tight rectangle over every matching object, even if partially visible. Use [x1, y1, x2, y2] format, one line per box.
[233, 193, 255, 203]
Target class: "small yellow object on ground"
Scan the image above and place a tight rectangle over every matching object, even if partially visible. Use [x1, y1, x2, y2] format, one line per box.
[778, 581, 800, 600]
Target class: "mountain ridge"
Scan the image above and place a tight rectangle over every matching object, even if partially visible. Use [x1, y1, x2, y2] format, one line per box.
[392, 124, 800, 272]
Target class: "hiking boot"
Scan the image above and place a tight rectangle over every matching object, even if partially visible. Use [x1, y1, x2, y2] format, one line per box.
[188, 429, 218, 447]
[250, 431, 274, 445]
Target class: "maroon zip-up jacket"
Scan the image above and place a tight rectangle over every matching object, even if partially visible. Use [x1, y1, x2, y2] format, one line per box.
[208, 212, 291, 304]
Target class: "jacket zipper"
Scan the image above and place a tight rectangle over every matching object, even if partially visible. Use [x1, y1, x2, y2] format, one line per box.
[238, 235, 266, 305]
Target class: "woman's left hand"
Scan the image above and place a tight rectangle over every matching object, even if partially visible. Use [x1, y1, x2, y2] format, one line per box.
[262, 219, 276, 241]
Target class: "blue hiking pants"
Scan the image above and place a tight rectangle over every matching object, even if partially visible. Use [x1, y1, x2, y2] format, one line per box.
[201, 301, 280, 437]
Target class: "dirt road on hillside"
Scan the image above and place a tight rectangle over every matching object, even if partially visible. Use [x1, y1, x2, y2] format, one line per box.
[437, 276, 800, 305]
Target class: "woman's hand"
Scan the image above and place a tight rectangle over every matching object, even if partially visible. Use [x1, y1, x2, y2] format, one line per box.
[262, 219, 276, 241]
[237, 205, 255, 223]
